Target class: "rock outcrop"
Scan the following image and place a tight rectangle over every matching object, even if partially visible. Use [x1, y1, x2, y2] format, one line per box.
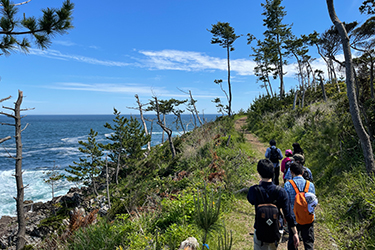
[0, 186, 107, 249]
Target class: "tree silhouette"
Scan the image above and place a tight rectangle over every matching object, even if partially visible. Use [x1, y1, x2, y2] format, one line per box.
[0, 0, 74, 56]
[209, 22, 239, 117]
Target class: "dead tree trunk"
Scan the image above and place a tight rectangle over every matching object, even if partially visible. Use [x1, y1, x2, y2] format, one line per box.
[115, 150, 121, 185]
[0, 91, 29, 250]
[105, 155, 111, 209]
[134, 94, 151, 152]
[188, 90, 203, 126]
[317, 71, 328, 102]
[162, 114, 166, 143]
[327, 0, 375, 176]
[173, 110, 186, 134]
[293, 90, 298, 110]
[154, 96, 176, 158]
[15, 92, 26, 250]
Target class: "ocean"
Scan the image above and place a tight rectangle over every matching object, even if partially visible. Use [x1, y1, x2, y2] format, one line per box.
[0, 114, 217, 217]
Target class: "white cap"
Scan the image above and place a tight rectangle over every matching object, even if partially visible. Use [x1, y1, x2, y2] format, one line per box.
[305, 192, 318, 214]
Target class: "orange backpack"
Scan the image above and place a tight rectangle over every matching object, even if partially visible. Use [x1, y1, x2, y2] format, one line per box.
[290, 180, 314, 225]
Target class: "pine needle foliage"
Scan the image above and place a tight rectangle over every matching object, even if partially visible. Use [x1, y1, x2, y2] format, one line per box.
[0, 0, 74, 55]
[218, 221, 233, 250]
[65, 129, 103, 195]
[193, 184, 222, 249]
[101, 108, 151, 184]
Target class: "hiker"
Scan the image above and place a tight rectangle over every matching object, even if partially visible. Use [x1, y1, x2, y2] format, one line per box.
[284, 162, 317, 250]
[284, 154, 313, 182]
[265, 139, 283, 185]
[247, 159, 299, 250]
[281, 149, 293, 183]
[292, 143, 304, 158]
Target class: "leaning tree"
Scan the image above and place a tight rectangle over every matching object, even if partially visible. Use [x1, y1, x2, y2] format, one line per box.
[326, 0, 375, 176]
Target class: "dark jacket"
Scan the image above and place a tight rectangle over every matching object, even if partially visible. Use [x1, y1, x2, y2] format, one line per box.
[247, 181, 295, 228]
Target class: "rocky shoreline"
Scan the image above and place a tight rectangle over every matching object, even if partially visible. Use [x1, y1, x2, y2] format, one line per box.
[0, 187, 110, 249]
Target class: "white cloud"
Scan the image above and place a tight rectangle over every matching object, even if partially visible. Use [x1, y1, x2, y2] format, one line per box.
[29, 49, 130, 67]
[54, 40, 76, 46]
[47, 82, 220, 99]
[50, 82, 158, 94]
[89, 45, 100, 50]
[29, 47, 347, 79]
[138, 49, 256, 75]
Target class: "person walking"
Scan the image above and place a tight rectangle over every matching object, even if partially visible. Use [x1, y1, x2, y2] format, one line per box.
[247, 159, 299, 250]
[292, 142, 304, 157]
[265, 139, 283, 185]
[284, 162, 317, 250]
[284, 154, 313, 182]
[281, 149, 293, 183]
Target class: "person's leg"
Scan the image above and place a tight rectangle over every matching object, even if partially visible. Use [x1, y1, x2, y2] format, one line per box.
[300, 223, 314, 250]
[254, 232, 278, 250]
[274, 166, 280, 185]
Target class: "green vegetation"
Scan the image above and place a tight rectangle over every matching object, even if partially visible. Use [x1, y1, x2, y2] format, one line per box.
[38, 114, 257, 250]
[65, 129, 103, 196]
[34, 79, 375, 249]
[245, 81, 375, 249]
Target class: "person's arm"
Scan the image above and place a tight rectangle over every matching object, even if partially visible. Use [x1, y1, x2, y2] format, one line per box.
[309, 182, 316, 195]
[281, 185, 298, 248]
[247, 186, 256, 205]
[265, 148, 270, 158]
[278, 148, 283, 160]
[290, 226, 300, 248]
[281, 159, 286, 173]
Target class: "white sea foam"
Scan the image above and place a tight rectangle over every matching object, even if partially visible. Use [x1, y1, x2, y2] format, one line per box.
[104, 133, 114, 138]
[0, 169, 74, 217]
[61, 135, 87, 144]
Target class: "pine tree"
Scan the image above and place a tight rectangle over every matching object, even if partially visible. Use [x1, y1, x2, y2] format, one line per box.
[209, 22, 240, 117]
[102, 108, 151, 184]
[43, 162, 64, 200]
[0, 0, 74, 56]
[261, 0, 292, 97]
[65, 129, 103, 196]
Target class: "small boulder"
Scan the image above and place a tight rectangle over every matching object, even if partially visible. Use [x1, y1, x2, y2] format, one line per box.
[179, 237, 199, 250]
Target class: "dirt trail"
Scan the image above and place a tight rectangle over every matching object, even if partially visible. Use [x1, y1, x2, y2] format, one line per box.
[229, 116, 336, 250]
[234, 116, 267, 158]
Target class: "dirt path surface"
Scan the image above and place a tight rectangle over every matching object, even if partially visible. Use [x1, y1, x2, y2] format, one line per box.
[228, 116, 337, 250]
[234, 117, 268, 158]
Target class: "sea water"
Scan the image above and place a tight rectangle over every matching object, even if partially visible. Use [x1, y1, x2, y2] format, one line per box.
[0, 114, 217, 217]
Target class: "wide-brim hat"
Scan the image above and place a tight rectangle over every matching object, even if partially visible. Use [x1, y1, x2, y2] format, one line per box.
[293, 153, 304, 163]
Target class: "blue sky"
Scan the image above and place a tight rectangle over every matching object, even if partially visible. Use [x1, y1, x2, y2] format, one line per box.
[0, 0, 366, 115]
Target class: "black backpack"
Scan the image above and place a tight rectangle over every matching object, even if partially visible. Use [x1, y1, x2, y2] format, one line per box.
[302, 167, 313, 181]
[269, 147, 280, 163]
[254, 185, 281, 244]
[284, 160, 292, 174]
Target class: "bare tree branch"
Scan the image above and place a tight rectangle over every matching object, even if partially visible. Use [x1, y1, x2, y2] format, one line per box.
[2, 106, 15, 112]
[0, 136, 11, 144]
[20, 108, 34, 112]
[2, 145, 15, 159]
[1, 122, 15, 126]
[0, 0, 32, 6]
[21, 123, 29, 132]
[0, 96, 11, 103]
